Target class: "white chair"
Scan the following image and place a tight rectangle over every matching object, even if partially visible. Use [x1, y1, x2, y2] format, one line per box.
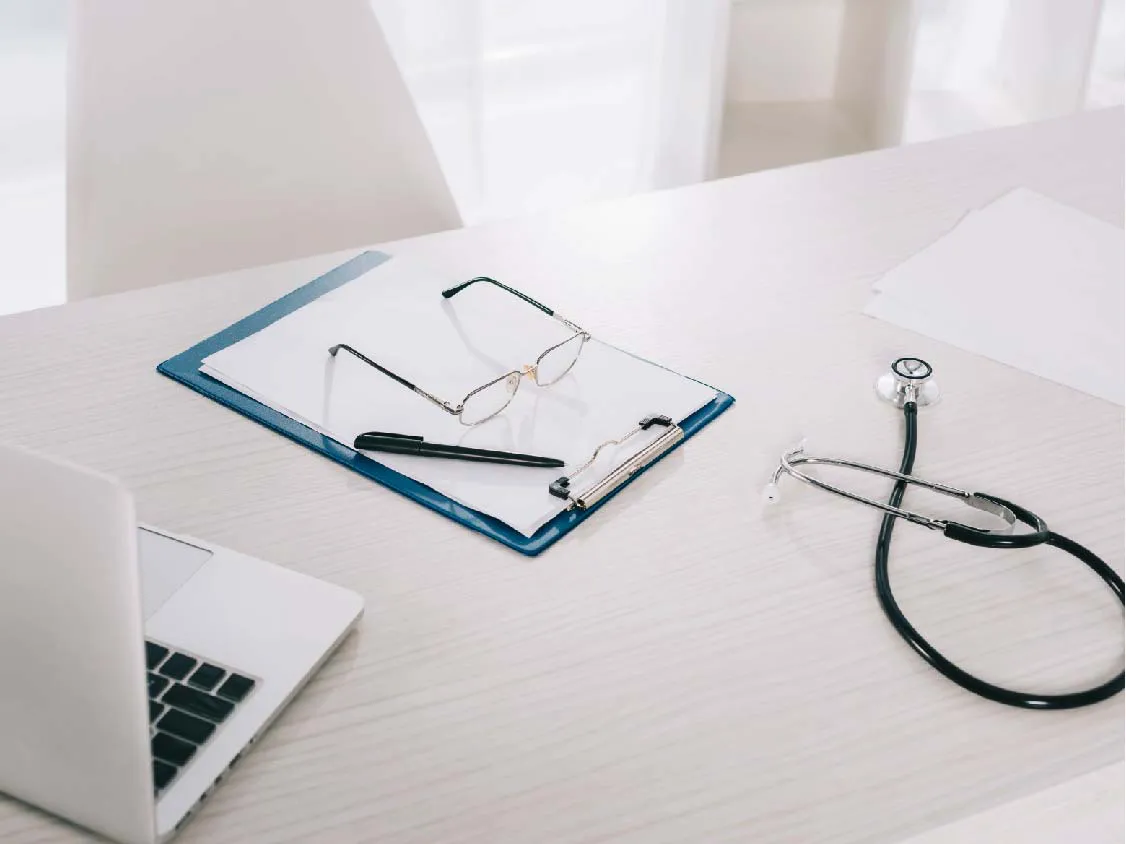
[67, 0, 460, 299]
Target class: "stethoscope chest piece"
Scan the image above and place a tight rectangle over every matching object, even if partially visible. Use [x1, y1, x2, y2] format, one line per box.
[876, 356, 940, 408]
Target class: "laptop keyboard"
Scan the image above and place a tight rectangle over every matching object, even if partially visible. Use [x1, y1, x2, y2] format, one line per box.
[145, 641, 257, 794]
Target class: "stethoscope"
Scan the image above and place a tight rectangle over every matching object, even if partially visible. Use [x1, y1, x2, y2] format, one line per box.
[765, 357, 1124, 710]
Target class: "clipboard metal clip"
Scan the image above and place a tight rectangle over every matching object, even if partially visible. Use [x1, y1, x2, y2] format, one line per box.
[549, 414, 684, 510]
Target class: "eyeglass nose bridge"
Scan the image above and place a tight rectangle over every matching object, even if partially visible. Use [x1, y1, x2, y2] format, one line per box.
[521, 364, 538, 380]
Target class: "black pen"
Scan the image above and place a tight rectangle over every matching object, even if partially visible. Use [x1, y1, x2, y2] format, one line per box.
[354, 431, 565, 468]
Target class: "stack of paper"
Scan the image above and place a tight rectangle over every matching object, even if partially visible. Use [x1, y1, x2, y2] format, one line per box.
[201, 257, 719, 537]
[864, 188, 1124, 405]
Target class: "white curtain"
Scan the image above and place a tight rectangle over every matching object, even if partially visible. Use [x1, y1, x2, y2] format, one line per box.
[370, 0, 729, 223]
[0, 0, 67, 315]
[906, 0, 1120, 142]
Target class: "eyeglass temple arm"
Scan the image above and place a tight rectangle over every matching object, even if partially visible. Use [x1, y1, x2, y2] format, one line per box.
[328, 344, 458, 413]
[441, 276, 556, 316]
[442, 277, 588, 333]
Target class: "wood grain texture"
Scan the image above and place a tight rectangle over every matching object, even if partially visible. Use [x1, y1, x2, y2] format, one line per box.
[0, 108, 1122, 844]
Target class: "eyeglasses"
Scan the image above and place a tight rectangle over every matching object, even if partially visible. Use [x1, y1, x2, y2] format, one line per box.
[328, 276, 591, 425]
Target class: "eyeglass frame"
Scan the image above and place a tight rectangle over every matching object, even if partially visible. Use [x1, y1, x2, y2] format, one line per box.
[328, 276, 592, 426]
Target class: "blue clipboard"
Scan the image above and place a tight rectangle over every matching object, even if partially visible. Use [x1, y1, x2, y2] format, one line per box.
[158, 251, 735, 555]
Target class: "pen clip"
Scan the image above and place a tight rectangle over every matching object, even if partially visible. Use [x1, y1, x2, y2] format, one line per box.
[357, 431, 424, 442]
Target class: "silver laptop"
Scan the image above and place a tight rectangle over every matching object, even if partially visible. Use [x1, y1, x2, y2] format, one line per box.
[0, 442, 364, 844]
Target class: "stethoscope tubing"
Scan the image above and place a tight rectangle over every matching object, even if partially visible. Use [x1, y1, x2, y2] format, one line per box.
[874, 402, 1124, 710]
[769, 358, 1124, 708]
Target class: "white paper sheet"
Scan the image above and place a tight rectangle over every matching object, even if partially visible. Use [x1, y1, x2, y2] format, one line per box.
[864, 188, 1124, 405]
[202, 257, 718, 536]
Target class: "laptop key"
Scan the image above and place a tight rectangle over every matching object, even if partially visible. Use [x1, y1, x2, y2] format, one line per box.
[188, 663, 226, 691]
[145, 641, 169, 670]
[148, 672, 169, 697]
[153, 760, 177, 792]
[149, 700, 165, 722]
[159, 653, 197, 680]
[216, 674, 256, 703]
[164, 683, 234, 723]
[153, 732, 196, 766]
[157, 708, 216, 744]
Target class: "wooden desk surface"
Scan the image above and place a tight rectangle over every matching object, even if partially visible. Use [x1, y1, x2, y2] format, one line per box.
[1, 108, 1122, 843]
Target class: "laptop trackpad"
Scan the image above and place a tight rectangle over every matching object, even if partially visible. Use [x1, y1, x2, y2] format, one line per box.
[138, 528, 213, 620]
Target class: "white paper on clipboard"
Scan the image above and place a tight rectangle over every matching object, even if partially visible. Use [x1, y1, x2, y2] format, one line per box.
[201, 256, 718, 536]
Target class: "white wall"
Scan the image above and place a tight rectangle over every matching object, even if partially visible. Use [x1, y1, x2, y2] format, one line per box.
[835, 0, 920, 146]
[721, 0, 1124, 168]
[720, 0, 920, 164]
[725, 0, 845, 102]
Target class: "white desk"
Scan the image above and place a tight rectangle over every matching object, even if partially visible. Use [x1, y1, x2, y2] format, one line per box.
[0, 108, 1122, 843]
[898, 762, 1123, 844]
